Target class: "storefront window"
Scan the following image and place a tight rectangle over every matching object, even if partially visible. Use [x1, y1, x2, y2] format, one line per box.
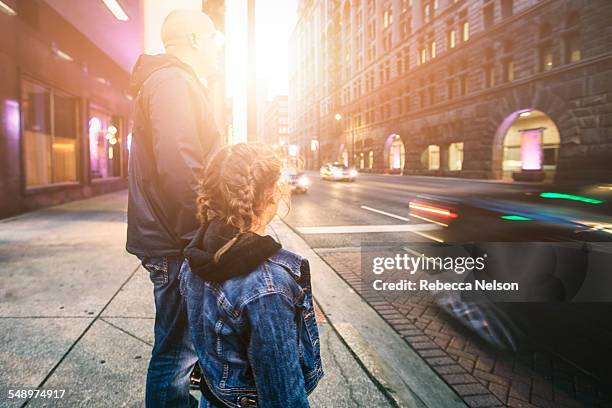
[89, 107, 122, 179]
[22, 80, 78, 188]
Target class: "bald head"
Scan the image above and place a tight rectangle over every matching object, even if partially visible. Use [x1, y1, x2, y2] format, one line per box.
[161, 9, 215, 50]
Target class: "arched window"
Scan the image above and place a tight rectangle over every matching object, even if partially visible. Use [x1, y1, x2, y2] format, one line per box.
[389, 138, 405, 170]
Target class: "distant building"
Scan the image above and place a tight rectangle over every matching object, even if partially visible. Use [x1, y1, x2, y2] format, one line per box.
[289, 0, 612, 182]
[264, 95, 289, 149]
[224, 97, 235, 145]
[0, 0, 143, 218]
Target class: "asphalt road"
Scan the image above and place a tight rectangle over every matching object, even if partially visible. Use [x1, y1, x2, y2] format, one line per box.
[284, 171, 525, 248]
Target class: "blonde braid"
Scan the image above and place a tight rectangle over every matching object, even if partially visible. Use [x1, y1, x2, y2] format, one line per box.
[196, 143, 282, 262]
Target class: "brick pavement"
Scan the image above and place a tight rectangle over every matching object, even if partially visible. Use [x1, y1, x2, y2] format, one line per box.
[318, 249, 611, 408]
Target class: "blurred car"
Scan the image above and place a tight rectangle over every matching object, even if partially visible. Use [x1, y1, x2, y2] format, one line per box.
[408, 183, 612, 381]
[286, 171, 310, 194]
[320, 162, 358, 181]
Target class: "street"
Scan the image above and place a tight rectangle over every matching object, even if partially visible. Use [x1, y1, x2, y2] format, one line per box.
[284, 172, 611, 408]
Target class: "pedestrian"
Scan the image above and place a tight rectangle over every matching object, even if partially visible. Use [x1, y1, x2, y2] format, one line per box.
[179, 143, 324, 407]
[126, 9, 221, 408]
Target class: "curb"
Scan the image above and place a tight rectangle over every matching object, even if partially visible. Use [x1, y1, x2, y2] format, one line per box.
[270, 218, 467, 408]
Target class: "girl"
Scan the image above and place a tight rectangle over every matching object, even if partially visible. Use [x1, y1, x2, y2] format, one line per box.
[180, 143, 323, 407]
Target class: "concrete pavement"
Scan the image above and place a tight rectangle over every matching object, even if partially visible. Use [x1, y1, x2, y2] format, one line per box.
[0, 190, 393, 407]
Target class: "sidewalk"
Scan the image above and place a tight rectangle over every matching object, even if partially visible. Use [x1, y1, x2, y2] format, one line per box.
[0, 191, 392, 408]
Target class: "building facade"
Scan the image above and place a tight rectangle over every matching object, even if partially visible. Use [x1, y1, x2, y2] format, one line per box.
[289, 0, 612, 182]
[264, 95, 289, 148]
[0, 0, 143, 218]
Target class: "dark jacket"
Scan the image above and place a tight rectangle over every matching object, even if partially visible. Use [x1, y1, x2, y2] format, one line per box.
[180, 219, 324, 407]
[126, 54, 220, 257]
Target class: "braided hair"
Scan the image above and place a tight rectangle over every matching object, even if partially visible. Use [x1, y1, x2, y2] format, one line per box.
[196, 143, 282, 262]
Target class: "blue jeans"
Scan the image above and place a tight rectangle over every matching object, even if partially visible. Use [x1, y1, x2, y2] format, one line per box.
[140, 256, 199, 408]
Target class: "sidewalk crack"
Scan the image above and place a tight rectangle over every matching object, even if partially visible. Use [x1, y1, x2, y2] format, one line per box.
[99, 317, 153, 347]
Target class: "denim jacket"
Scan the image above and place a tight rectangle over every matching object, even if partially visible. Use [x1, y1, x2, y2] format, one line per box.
[180, 247, 324, 408]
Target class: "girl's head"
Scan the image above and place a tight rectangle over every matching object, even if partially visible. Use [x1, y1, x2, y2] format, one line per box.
[197, 143, 284, 236]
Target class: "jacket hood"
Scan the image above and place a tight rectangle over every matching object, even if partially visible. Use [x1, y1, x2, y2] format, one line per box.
[129, 54, 197, 95]
[184, 218, 282, 282]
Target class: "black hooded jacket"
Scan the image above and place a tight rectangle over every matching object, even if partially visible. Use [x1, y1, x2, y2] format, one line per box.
[126, 54, 221, 257]
[184, 219, 282, 282]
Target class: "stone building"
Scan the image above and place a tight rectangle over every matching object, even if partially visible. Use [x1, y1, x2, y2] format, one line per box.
[264, 95, 289, 148]
[288, 0, 612, 182]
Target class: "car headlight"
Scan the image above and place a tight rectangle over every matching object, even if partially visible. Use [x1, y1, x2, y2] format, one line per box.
[298, 176, 310, 187]
[349, 169, 358, 177]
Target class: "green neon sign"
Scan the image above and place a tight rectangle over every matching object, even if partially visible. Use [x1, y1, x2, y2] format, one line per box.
[539, 192, 604, 204]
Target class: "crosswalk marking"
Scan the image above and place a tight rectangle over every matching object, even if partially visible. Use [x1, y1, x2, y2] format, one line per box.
[360, 205, 410, 221]
[296, 224, 440, 234]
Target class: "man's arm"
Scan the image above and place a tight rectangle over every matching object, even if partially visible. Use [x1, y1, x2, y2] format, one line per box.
[148, 72, 208, 240]
[245, 293, 309, 408]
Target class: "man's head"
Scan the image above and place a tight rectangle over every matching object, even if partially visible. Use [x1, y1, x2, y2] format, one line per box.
[161, 10, 220, 78]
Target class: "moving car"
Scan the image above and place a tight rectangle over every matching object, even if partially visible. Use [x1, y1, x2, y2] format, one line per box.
[408, 183, 612, 382]
[282, 167, 309, 194]
[320, 162, 358, 181]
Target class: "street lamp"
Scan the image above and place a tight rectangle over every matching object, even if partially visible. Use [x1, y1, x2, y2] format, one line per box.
[334, 113, 342, 121]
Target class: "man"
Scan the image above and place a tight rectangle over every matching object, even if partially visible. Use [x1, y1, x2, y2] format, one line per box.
[126, 10, 221, 408]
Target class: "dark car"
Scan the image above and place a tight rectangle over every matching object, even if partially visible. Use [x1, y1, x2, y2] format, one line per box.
[408, 183, 612, 381]
[320, 162, 358, 181]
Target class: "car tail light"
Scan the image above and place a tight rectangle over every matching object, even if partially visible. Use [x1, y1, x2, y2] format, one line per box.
[409, 202, 458, 219]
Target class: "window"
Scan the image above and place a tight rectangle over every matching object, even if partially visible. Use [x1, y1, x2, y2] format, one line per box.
[483, 2, 494, 29]
[447, 78, 454, 99]
[385, 60, 391, 81]
[459, 75, 467, 95]
[565, 33, 581, 63]
[397, 52, 404, 75]
[423, 145, 440, 170]
[485, 65, 495, 88]
[423, 3, 431, 23]
[501, 0, 513, 19]
[503, 59, 514, 82]
[539, 23, 553, 71]
[419, 47, 427, 64]
[401, 20, 411, 40]
[368, 150, 374, 168]
[564, 12, 581, 63]
[448, 142, 464, 171]
[89, 107, 123, 179]
[22, 80, 79, 188]
[447, 29, 457, 49]
[540, 44, 553, 71]
[430, 40, 437, 59]
[461, 21, 470, 42]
